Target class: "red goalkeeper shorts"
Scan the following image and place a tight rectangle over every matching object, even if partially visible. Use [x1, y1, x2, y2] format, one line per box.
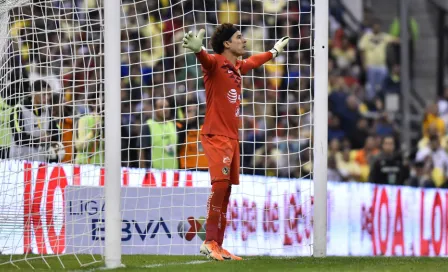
[201, 134, 240, 185]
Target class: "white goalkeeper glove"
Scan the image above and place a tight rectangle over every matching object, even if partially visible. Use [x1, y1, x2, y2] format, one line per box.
[182, 29, 205, 53]
[270, 36, 290, 58]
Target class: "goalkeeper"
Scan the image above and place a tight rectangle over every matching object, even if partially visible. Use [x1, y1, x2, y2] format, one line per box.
[183, 23, 289, 261]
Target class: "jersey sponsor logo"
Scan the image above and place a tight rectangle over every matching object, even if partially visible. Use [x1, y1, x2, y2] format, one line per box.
[227, 89, 238, 104]
[222, 166, 229, 175]
[223, 156, 231, 164]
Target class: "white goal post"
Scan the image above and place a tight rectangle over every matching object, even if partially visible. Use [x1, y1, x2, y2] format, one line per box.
[313, 0, 329, 258]
[103, 0, 122, 268]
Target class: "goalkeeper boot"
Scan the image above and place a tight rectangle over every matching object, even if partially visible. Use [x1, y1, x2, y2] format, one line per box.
[220, 246, 243, 261]
[200, 241, 224, 261]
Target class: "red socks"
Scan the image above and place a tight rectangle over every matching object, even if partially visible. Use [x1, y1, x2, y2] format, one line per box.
[217, 185, 231, 246]
[205, 180, 230, 243]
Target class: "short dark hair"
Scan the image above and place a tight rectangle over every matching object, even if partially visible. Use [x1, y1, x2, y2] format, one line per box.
[210, 23, 238, 54]
[381, 135, 395, 146]
[32, 80, 50, 92]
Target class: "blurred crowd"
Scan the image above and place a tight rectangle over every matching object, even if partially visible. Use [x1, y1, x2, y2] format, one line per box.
[326, 6, 409, 186]
[326, 3, 448, 189]
[0, 0, 314, 177]
[0, 0, 446, 188]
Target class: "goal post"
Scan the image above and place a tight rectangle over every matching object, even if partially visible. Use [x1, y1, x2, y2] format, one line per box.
[104, 0, 122, 268]
[313, 0, 329, 258]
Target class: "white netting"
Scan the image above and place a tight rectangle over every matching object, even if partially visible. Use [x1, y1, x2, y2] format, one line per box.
[0, 0, 316, 268]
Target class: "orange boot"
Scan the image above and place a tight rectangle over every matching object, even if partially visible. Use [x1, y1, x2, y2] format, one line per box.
[199, 241, 224, 261]
[220, 246, 242, 260]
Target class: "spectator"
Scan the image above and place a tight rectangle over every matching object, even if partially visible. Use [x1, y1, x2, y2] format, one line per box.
[328, 138, 342, 162]
[27, 46, 62, 93]
[50, 94, 75, 163]
[381, 64, 400, 96]
[177, 103, 208, 170]
[328, 115, 345, 142]
[121, 91, 140, 168]
[338, 95, 362, 134]
[9, 80, 58, 162]
[327, 155, 342, 182]
[140, 16, 164, 68]
[74, 93, 104, 165]
[422, 103, 445, 138]
[354, 136, 380, 181]
[373, 112, 397, 137]
[407, 161, 435, 188]
[437, 87, 448, 128]
[240, 112, 267, 175]
[341, 137, 353, 150]
[219, 0, 239, 24]
[328, 68, 341, 94]
[3, 40, 30, 107]
[331, 36, 356, 74]
[416, 134, 448, 186]
[338, 147, 361, 181]
[369, 136, 406, 185]
[242, 15, 265, 54]
[348, 118, 369, 150]
[355, 136, 379, 165]
[139, 98, 178, 169]
[417, 123, 447, 151]
[358, 19, 397, 100]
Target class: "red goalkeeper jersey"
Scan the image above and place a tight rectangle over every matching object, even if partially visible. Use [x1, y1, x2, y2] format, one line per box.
[195, 50, 272, 139]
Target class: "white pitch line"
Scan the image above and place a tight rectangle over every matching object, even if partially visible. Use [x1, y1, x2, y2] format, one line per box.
[143, 260, 210, 268]
[70, 258, 253, 271]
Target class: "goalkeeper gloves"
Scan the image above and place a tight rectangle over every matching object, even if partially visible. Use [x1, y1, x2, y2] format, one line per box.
[182, 29, 205, 53]
[270, 36, 290, 58]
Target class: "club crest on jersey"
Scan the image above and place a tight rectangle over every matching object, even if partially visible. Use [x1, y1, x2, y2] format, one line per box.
[222, 167, 229, 175]
[227, 89, 238, 104]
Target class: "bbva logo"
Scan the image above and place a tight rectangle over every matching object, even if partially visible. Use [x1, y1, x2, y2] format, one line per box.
[91, 217, 171, 242]
[177, 216, 206, 241]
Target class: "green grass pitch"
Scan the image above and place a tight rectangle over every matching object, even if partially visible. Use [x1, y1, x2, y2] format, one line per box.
[1, 255, 448, 271]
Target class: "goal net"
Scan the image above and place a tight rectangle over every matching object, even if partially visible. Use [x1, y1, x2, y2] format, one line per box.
[0, 0, 327, 269]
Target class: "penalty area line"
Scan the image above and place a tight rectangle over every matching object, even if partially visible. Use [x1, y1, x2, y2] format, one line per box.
[69, 258, 253, 271]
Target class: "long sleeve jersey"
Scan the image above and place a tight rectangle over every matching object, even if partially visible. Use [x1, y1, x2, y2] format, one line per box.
[195, 49, 272, 139]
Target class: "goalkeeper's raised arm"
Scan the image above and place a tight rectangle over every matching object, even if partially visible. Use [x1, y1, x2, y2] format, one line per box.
[183, 23, 289, 74]
[182, 23, 289, 262]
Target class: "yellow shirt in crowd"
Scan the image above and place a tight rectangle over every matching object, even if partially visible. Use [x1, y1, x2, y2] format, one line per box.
[422, 114, 445, 137]
[219, 2, 238, 24]
[358, 32, 394, 67]
[338, 159, 361, 181]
